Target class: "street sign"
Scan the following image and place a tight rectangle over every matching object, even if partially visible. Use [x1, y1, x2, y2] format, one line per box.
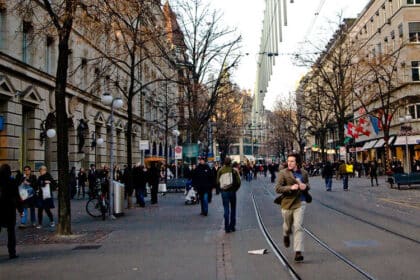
[139, 140, 149, 150]
[175, 145, 183, 159]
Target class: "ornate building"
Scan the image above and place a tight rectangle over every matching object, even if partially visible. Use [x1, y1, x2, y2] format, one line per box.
[0, 1, 184, 175]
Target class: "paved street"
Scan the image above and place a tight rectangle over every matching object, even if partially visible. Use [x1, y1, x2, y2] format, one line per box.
[1, 174, 420, 279]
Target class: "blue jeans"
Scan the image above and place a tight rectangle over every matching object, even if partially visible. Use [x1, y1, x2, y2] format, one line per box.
[342, 174, 349, 189]
[325, 177, 332, 190]
[136, 188, 145, 207]
[21, 207, 36, 225]
[200, 192, 209, 215]
[221, 191, 236, 231]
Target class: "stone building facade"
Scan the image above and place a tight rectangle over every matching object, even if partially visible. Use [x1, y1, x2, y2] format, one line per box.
[0, 1, 183, 175]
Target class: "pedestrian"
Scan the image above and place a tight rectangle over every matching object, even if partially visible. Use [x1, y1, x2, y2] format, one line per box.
[77, 167, 87, 199]
[269, 163, 276, 183]
[148, 162, 160, 205]
[369, 161, 378, 186]
[88, 164, 97, 198]
[217, 157, 241, 233]
[0, 164, 21, 259]
[133, 163, 147, 207]
[18, 166, 37, 228]
[35, 166, 57, 229]
[212, 162, 221, 195]
[192, 157, 213, 216]
[338, 160, 349, 191]
[275, 153, 310, 262]
[321, 161, 334, 191]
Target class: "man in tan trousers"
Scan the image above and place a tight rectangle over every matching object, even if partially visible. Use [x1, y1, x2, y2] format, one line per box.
[275, 153, 310, 262]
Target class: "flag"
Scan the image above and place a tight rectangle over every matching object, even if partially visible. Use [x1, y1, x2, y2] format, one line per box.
[369, 115, 380, 135]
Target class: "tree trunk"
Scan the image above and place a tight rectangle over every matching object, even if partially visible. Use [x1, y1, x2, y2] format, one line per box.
[56, 36, 71, 235]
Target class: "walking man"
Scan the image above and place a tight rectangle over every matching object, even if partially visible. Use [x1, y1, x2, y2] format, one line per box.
[193, 157, 213, 216]
[338, 160, 349, 191]
[275, 153, 310, 262]
[369, 161, 378, 186]
[217, 157, 241, 233]
[321, 161, 334, 191]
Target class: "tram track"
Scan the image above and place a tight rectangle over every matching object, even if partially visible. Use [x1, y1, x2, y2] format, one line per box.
[251, 192, 377, 280]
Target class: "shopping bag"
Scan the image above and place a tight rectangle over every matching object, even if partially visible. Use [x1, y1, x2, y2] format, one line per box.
[158, 183, 167, 193]
[42, 183, 51, 199]
[18, 184, 34, 201]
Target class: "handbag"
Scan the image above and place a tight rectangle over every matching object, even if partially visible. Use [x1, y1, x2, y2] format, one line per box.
[158, 183, 167, 193]
[42, 183, 52, 199]
[273, 193, 284, 205]
[18, 183, 34, 201]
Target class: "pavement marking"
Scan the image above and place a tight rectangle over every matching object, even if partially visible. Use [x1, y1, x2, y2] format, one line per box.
[379, 198, 420, 209]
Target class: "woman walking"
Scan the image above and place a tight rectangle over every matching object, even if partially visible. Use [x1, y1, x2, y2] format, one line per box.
[36, 166, 57, 228]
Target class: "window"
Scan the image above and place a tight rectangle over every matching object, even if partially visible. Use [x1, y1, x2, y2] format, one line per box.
[22, 21, 33, 63]
[45, 36, 53, 74]
[409, 22, 420, 42]
[412, 61, 420, 81]
[407, 104, 420, 119]
[0, 8, 6, 50]
[407, 0, 420, 5]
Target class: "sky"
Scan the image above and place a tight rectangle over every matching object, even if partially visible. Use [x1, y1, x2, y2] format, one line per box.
[210, 0, 371, 110]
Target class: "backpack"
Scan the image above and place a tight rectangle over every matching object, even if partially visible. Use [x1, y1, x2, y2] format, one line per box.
[219, 171, 233, 190]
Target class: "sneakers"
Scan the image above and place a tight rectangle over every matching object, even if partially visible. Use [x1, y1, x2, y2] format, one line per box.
[49, 221, 55, 227]
[283, 236, 290, 248]
[294, 251, 304, 262]
[18, 224, 27, 229]
[36, 225, 42, 229]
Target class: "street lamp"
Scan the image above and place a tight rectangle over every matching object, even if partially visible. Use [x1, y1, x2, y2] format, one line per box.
[399, 115, 412, 173]
[101, 92, 124, 218]
[172, 129, 180, 179]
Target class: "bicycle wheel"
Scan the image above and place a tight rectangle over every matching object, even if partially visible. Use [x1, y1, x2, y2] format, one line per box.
[86, 198, 102, 218]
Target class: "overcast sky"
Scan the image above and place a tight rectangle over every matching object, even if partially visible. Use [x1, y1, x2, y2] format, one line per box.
[209, 0, 371, 110]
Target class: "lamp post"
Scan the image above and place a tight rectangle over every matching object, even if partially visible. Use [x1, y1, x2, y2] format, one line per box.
[101, 92, 124, 218]
[399, 115, 412, 173]
[172, 129, 180, 179]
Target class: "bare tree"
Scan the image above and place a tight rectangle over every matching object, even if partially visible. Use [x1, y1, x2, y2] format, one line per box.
[80, 0, 179, 195]
[352, 45, 406, 172]
[15, 0, 80, 235]
[272, 94, 306, 159]
[295, 18, 362, 147]
[172, 0, 241, 143]
[297, 77, 332, 162]
[213, 75, 243, 162]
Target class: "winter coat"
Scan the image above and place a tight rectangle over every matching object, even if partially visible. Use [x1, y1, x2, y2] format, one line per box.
[275, 168, 310, 210]
[192, 163, 213, 194]
[0, 176, 21, 227]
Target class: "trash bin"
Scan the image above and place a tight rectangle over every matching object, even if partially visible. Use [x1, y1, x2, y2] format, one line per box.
[113, 181, 125, 216]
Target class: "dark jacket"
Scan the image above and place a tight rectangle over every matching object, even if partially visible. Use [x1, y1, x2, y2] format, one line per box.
[275, 168, 310, 210]
[321, 162, 334, 178]
[133, 166, 147, 190]
[36, 172, 57, 200]
[148, 165, 160, 186]
[0, 176, 21, 227]
[192, 163, 213, 194]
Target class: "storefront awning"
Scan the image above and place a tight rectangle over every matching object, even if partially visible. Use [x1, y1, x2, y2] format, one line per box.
[373, 136, 396, 148]
[393, 135, 420, 146]
[362, 140, 377, 150]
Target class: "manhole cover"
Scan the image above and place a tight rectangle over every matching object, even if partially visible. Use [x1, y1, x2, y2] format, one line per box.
[73, 245, 102, 250]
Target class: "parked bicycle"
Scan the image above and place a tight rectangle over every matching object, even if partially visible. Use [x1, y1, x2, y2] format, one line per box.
[86, 178, 109, 220]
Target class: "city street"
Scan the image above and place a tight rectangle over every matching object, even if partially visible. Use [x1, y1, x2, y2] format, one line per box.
[1, 174, 419, 279]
